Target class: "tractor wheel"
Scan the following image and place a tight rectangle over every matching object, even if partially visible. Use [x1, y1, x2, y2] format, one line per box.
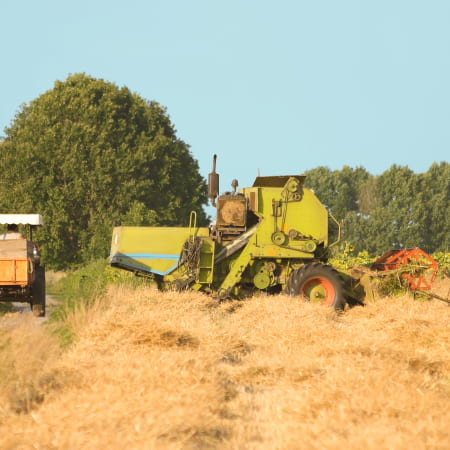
[31, 266, 46, 317]
[286, 263, 346, 311]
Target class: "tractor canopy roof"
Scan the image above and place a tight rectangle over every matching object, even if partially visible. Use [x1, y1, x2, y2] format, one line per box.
[0, 214, 43, 226]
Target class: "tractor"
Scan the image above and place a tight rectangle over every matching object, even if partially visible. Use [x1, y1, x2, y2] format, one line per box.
[0, 214, 46, 316]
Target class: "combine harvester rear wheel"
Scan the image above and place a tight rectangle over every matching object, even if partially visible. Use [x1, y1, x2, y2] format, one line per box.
[286, 263, 346, 310]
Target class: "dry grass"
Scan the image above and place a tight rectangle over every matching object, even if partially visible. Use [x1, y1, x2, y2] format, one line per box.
[0, 281, 449, 449]
[0, 315, 63, 415]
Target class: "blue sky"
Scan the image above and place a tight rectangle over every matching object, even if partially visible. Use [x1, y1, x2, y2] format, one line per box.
[1, 0, 449, 194]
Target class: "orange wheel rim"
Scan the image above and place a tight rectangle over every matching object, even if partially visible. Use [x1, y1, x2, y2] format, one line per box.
[301, 277, 336, 306]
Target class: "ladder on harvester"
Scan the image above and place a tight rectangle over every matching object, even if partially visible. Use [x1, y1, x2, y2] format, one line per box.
[187, 211, 214, 285]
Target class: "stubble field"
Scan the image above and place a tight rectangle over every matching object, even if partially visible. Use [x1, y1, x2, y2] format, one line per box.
[0, 279, 449, 449]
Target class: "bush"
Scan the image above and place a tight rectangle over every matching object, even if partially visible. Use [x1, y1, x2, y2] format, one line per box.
[51, 260, 150, 305]
[328, 243, 375, 270]
[432, 252, 450, 275]
[48, 260, 151, 346]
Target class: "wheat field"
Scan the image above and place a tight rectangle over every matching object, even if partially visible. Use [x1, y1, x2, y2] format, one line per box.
[0, 280, 449, 449]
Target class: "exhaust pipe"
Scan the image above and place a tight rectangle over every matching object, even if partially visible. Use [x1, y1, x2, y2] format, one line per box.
[208, 154, 219, 207]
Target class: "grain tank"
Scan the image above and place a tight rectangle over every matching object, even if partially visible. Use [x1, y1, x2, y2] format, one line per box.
[109, 156, 346, 309]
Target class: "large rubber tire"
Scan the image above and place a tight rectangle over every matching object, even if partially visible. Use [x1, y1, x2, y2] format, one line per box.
[286, 263, 346, 311]
[31, 266, 46, 317]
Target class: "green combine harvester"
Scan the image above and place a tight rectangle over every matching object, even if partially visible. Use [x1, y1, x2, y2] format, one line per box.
[109, 155, 353, 310]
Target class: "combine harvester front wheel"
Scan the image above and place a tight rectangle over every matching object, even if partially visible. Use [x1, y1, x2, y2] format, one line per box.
[286, 263, 346, 311]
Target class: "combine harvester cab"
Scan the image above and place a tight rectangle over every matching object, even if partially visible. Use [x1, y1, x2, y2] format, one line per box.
[110, 155, 351, 310]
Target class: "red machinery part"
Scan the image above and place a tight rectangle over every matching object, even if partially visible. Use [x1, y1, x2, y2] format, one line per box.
[371, 248, 439, 291]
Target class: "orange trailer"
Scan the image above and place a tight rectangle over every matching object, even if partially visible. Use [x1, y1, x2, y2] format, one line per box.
[0, 214, 45, 316]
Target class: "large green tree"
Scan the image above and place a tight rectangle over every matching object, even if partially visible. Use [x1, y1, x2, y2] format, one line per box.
[0, 74, 208, 268]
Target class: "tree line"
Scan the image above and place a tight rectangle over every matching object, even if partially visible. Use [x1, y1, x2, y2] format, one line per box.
[303, 162, 449, 256]
[0, 73, 448, 269]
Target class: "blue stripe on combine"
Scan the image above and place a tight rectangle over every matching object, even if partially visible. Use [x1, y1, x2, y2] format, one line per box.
[121, 253, 180, 260]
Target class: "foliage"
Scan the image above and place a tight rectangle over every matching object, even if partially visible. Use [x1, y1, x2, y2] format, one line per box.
[50, 259, 148, 308]
[328, 243, 375, 270]
[0, 74, 208, 269]
[373, 273, 407, 298]
[304, 165, 370, 217]
[0, 73, 447, 269]
[432, 252, 450, 273]
[305, 162, 449, 256]
[418, 163, 450, 252]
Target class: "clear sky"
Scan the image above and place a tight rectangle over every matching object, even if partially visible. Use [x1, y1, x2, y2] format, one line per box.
[1, 0, 449, 193]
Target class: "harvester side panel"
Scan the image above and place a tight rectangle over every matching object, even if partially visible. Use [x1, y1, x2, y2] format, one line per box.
[286, 188, 329, 245]
[242, 186, 329, 247]
[110, 226, 209, 276]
